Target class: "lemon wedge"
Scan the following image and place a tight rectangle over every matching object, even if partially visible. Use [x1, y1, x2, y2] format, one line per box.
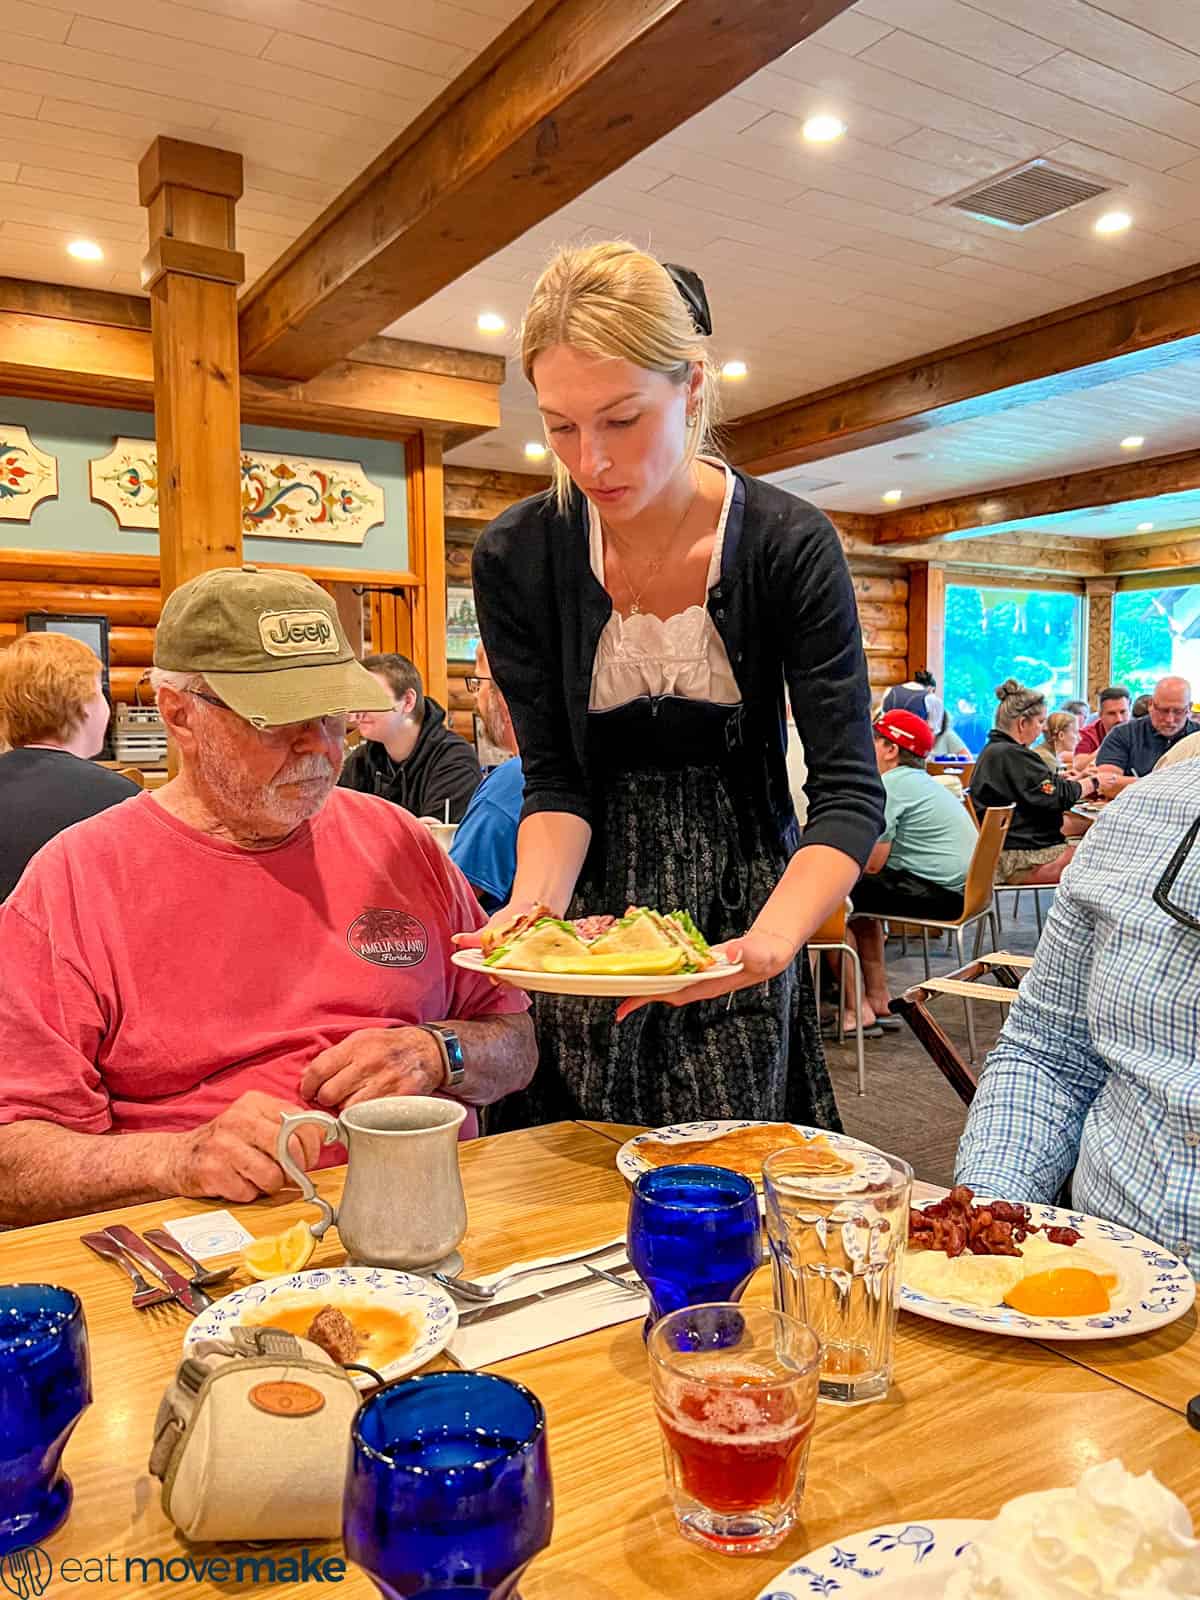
[242, 1218, 316, 1281]
[541, 949, 685, 976]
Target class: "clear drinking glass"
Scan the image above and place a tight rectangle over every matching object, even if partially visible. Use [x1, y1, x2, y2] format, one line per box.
[648, 1303, 821, 1556]
[0, 1285, 92, 1554]
[763, 1145, 911, 1405]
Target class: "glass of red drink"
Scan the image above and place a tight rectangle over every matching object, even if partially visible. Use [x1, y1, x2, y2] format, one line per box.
[647, 1303, 821, 1555]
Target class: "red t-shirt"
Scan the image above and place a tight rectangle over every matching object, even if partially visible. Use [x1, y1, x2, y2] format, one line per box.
[1075, 720, 1103, 756]
[0, 789, 526, 1154]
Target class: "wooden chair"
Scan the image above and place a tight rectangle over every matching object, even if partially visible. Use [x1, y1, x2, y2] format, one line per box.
[808, 898, 867, 1098]
[852, 805, 1015, 1063]
[891, 951, 1032, 1106]
[927, 759, 975, 787]
[115, 766, 145, 789]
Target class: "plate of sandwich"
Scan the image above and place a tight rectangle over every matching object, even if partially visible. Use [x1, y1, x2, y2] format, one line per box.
[450, 904, 741, 996]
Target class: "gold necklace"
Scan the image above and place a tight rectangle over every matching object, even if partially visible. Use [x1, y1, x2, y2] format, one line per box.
[607, 477, 698, 616]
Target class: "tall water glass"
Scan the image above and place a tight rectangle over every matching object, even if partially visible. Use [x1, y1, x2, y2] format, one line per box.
[344, 1371, 553, 1599]
[763, 1146, 911, 1405]
[0, 1285, 92, 1554]
[648, 1303, 821, 1556]
[628, 1165, 762, 1332]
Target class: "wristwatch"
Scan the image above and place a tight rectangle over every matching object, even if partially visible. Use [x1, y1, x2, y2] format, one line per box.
[417, 1023, 465, 1091]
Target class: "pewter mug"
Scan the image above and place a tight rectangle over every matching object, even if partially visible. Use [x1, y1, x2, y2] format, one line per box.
[276, 1096, 467, 1270]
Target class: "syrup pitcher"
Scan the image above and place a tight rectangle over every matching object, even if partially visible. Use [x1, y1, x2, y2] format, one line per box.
[276, 1096, 468, 1272]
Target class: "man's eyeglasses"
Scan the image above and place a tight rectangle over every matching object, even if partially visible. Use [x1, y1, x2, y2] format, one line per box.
[464, 676, 491, 695]
[184, 689, 346, 743]
[1152, 812, 1200, 931]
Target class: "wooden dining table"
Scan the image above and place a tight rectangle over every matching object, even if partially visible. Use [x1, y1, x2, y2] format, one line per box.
[5, 1119, 1198, 1598]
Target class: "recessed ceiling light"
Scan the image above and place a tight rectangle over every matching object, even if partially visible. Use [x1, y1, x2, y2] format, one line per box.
[882, 489, 903, 504]
[476, 311, 506, 334]
[1095, 210, 1132, 235]
[1137, 522, 1155, 532]
[67, 239, 103, 261]
[1120, 435, 1145, 450]
[523, 441, 548, 462]
[802, 114, 846, 144]
[720, 360, 748, 380]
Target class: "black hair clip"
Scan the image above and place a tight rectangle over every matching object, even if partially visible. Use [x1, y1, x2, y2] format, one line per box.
[664, 262, 713, 337]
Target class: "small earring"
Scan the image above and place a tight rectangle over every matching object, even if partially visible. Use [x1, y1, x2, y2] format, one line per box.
[687, 412, 698, 428]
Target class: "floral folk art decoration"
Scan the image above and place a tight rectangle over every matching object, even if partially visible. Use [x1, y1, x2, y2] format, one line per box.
[90, 439, 385, 545]
[0, 427, 58, 521]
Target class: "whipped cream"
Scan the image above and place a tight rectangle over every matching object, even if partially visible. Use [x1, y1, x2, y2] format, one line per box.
[944, 1460, 1200, 1599]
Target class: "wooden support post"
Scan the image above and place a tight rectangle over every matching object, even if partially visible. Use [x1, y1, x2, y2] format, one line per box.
[406, 432, 448, 709]
[906, 562, 946, 691]
[1085, 578, 1118, 700]
[138, 138, 245, 599]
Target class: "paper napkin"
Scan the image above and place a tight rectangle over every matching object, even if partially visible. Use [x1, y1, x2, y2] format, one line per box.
[162, 1210, 255, 1260]
[449, 1238, 648, 1368]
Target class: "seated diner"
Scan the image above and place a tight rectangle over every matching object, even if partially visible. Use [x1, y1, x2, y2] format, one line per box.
[970, 678, 1101, 885]
[0, 631, 140, 901]
[0, 565, 534, 1226]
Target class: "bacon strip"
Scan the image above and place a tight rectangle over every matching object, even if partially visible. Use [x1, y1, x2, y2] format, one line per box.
[908, 1185, 1081, 1258]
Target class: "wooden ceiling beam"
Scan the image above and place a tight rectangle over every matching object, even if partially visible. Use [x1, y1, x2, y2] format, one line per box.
[724, 262, 1200, 476]
[0, 299, 500, 442]
[870, 447, 1200, 546]
[839, 525, 1106, 578]
[236, 0, 859, 381]
[1102, 527, 1200, 576]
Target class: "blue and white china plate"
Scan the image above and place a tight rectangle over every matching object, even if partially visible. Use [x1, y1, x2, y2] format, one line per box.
[184, 1266, 458, 1385]
[757, 1519, 984, 1597]
[616, 1121, 881, 1190]
[452, 948, 740, 998]
[902, 1202, 1194, 1342]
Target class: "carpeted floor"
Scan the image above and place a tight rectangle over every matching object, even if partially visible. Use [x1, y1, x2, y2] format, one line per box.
[822, 891, 1049, 1187]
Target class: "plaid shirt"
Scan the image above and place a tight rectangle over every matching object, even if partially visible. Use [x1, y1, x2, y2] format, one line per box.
[955, 761, 1200, 1276]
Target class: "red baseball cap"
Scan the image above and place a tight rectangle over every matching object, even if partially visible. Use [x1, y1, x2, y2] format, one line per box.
[874, 709, 934, 759]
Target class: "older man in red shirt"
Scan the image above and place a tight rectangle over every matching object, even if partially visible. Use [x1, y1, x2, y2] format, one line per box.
[0, 566, 533, 1225]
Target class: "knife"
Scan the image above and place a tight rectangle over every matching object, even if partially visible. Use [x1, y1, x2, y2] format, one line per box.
[457, 1263, 643, 1327]
[103, 1225, 209, 1314]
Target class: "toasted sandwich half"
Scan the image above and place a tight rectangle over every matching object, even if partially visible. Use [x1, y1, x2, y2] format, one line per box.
[652, 909, 717, 972]
[587, 906, 677, 960]
[484, 916, 592, 971]
[479, 903, 554, 961]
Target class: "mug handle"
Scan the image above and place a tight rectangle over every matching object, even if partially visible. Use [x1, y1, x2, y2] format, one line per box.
[276, 1111, 342, 1238]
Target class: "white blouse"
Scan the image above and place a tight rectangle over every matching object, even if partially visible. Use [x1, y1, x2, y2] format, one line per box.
[588, 464, 743, 713]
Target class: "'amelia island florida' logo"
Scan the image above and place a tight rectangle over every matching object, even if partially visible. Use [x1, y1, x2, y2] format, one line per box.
[347, 908, 429, 967]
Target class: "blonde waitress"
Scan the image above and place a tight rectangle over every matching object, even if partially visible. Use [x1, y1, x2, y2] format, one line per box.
[468, 242, 884, 1129]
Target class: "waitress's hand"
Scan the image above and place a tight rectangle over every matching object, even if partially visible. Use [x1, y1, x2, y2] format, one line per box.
[450, 898, 539, 951]
[615, 930, 797, 1021]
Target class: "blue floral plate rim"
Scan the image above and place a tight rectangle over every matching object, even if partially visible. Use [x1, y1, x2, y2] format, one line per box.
[182, 1265, 459, 1385]
[902, 1201, 1194, 1341]
[756, 1518, 985, 1596]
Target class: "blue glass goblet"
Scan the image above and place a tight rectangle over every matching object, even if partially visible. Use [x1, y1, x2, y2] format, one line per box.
[628, 1164, 762, 1333]
[344, 1371, 553, 1600]
[0, 1285, 92, 1555]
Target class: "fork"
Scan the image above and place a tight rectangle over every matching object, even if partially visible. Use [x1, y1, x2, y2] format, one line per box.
[143, 1227, 237, 1290]
[81, 1231, 177, 1312]
[433, 1241, 628, 1303]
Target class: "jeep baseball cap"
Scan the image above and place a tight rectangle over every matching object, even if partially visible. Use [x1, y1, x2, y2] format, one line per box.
[154, 565, 393, 727]
[873, 708, 934, 759]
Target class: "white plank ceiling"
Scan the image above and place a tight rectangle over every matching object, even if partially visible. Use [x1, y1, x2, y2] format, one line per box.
[2, 0, 1200, 532]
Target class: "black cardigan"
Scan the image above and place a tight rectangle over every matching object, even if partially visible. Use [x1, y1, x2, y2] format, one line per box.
[472, 471, 885, 870]
[971, 729, 1083, 852]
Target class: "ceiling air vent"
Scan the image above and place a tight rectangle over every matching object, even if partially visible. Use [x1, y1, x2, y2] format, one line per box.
[940, 160, 1113, 230]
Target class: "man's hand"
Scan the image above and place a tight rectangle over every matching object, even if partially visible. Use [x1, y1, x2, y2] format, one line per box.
[165, 1091, 327, 1203]
[300, 1027, 444, 1112]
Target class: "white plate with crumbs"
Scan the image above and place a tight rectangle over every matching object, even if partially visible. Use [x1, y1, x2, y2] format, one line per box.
[184, 1266, 458, 1385]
